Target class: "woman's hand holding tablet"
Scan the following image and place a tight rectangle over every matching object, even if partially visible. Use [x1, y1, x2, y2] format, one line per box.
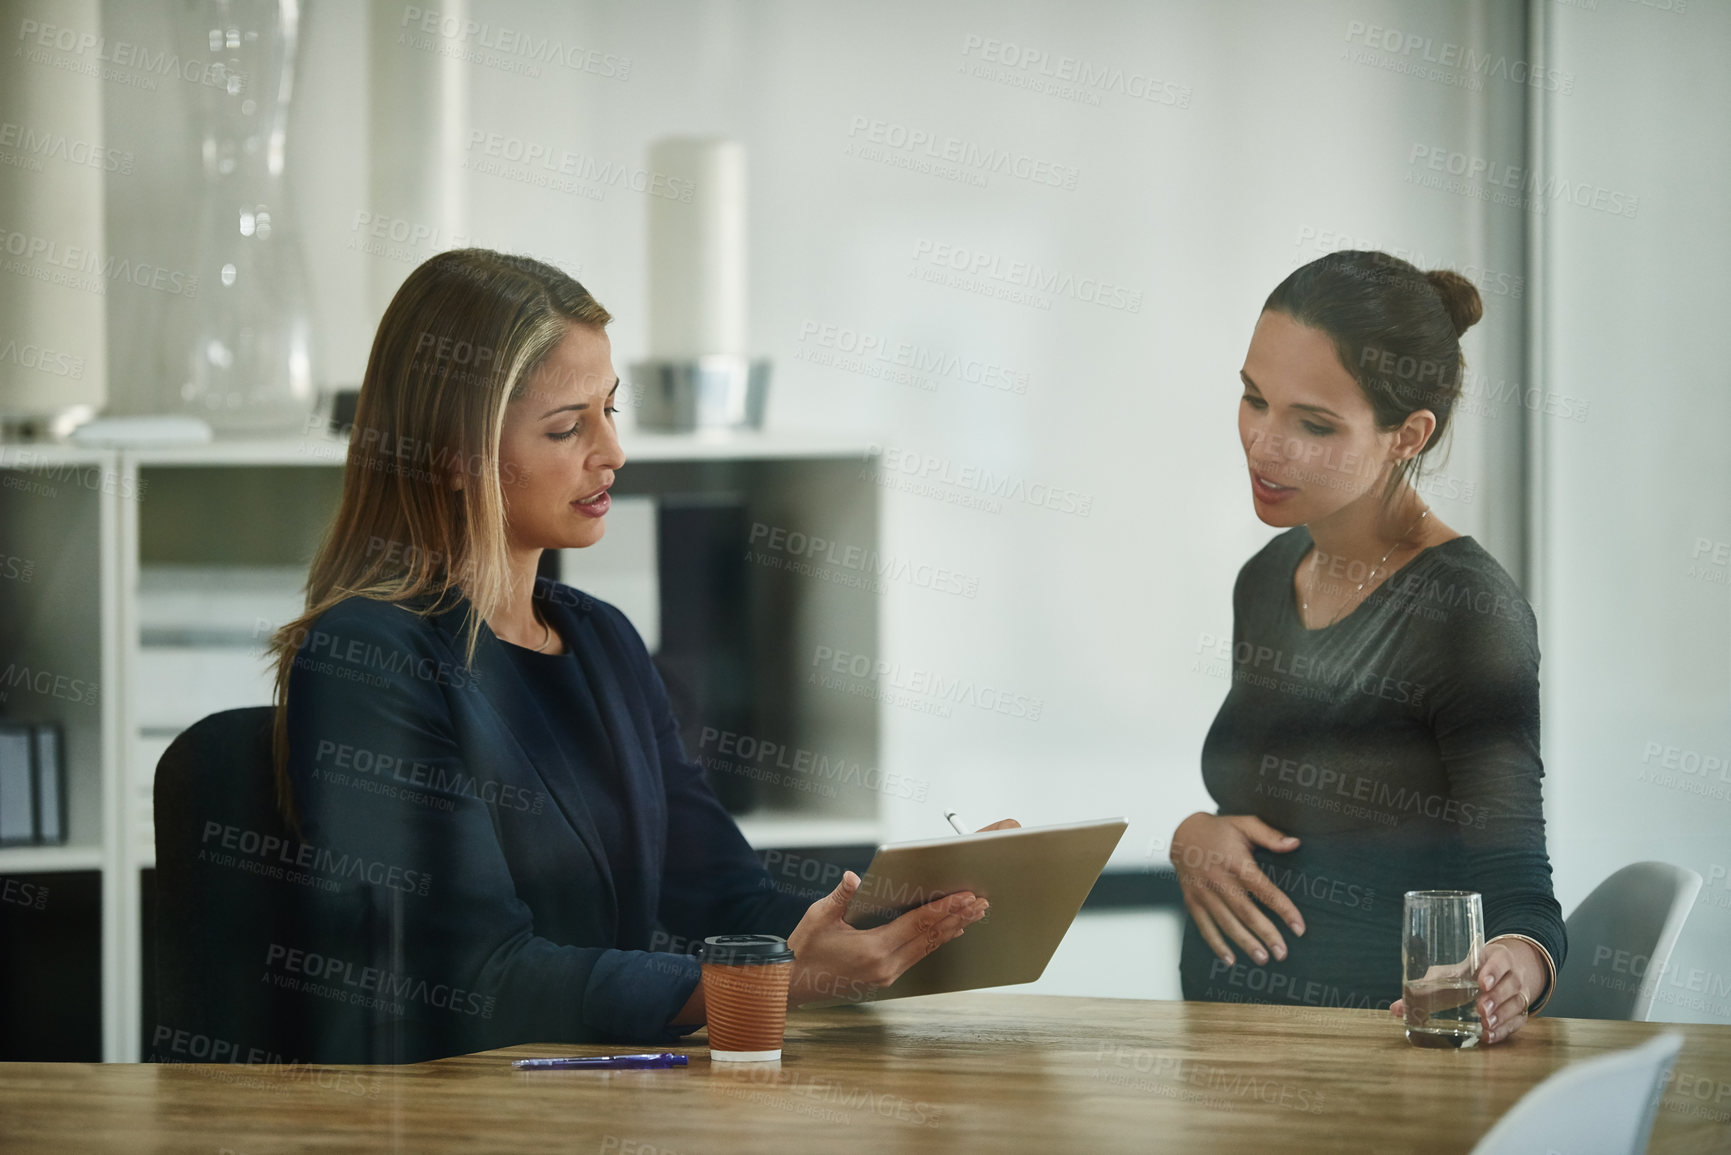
[782, 819, 1019, 1007]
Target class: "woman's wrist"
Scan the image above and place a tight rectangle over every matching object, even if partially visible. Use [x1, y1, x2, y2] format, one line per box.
[669, 977, 705, 1027]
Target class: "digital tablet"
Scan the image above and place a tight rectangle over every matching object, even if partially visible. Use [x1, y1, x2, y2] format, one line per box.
[826, 817, 1129, 1004]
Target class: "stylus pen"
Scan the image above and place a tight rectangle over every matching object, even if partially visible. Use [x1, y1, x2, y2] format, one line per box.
[944, 810, 971, 835]
[512, 1053, 689, 1070]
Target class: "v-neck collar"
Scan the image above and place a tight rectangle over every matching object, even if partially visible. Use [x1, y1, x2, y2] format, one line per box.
[1287, 529, 1473, 634]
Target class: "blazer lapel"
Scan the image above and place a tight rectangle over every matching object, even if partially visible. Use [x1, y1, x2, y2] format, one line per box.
[550, 600, 665, 865]
[427, 598, 619, 923]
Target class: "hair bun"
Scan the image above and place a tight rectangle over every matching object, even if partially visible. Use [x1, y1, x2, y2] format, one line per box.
[1425, 269, 1483, 338]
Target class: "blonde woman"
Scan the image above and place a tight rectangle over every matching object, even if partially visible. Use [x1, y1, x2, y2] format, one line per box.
[269, 250, 998, 1061]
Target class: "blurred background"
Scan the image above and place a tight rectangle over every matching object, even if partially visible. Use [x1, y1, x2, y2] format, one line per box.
[0, 0, 1726, 1061]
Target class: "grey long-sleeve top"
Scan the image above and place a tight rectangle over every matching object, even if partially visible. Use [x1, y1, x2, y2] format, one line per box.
[1180, 528, 1566, 1010]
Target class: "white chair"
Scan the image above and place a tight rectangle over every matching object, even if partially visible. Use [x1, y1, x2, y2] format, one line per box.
[1547, 862, 1703, 1021]
[1470, 1032, 1684, 1155]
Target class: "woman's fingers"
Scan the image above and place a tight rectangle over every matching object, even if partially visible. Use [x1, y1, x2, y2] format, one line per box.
[1221, 888, 1290, 962]
[1388, 999, 1406, 1018]
[1231, 815, 1301, 853]
[1221, 828, 1305, 937]
[786, 886, 985, 1004]
[817, 871, 860, 917]
[1194, 865, 1291, 961]
[1485, 1002, 1528, 1045]
[1184, 895, 1237, 967]
[1199, 889, 1276, 965]
[1206, 819, 1305, 939]
[878, 892, 980, 951]
[882, 911, 965, 976]
[1183, 867, 1293, 963]
[1472, 945, 1532, 1044]
[976, 818, 1022, 831]
[1233, 862, 1306, 941]
[1481, 973, 1528, 1045]
[1168, 811, 1309, 967]
[880, 894, 983, 978]
[1476, 948, 1512, 1024]
[1478, 963, 1525, 1038]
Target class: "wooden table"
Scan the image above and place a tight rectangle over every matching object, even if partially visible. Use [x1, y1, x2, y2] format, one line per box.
[3, 994, 1729, 1153]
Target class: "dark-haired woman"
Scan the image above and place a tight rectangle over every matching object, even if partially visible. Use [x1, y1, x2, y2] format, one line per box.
[267, 249, 1004, 1061]
[1167, 251, 1565, 1045]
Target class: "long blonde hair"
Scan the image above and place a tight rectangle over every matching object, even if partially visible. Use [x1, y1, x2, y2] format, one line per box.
[268, 249, 611, 826]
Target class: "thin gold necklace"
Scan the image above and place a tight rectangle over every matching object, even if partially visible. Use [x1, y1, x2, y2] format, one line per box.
[530, 612, 553, 653]
[1303, 506, 1430, 628]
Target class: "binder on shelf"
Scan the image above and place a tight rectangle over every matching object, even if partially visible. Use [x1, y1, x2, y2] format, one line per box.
[0, 725, 33, 845]
[0, 722, 67, 845]
[32, 723, 65, 845]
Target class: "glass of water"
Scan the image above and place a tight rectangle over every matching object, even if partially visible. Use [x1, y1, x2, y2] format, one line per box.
[1402, 890, 1484, 1049]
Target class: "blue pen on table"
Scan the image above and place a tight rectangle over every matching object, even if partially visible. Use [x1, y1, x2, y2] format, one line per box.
[512, 1052, 689, 1070]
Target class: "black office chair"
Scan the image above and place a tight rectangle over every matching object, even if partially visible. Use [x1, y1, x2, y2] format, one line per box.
[151, 706, 333, 1065]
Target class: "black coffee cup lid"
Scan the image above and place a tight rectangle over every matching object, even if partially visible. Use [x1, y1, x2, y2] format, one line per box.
[700, 934, 795, 966]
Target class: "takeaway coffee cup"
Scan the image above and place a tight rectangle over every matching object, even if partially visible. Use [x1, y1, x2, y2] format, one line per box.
[699, 934, 795, 1062]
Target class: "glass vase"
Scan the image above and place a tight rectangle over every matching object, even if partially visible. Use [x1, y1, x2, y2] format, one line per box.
[178, 0, 316, 434]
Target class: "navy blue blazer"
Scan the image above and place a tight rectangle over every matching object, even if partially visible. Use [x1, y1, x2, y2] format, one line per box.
[283, 577, 806, 1061]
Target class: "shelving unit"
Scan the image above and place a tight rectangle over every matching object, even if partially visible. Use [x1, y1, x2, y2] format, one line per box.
[0, 844, 107, 873]
[0, 443, 124, 1063]
[1, 428, 883, 1061]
